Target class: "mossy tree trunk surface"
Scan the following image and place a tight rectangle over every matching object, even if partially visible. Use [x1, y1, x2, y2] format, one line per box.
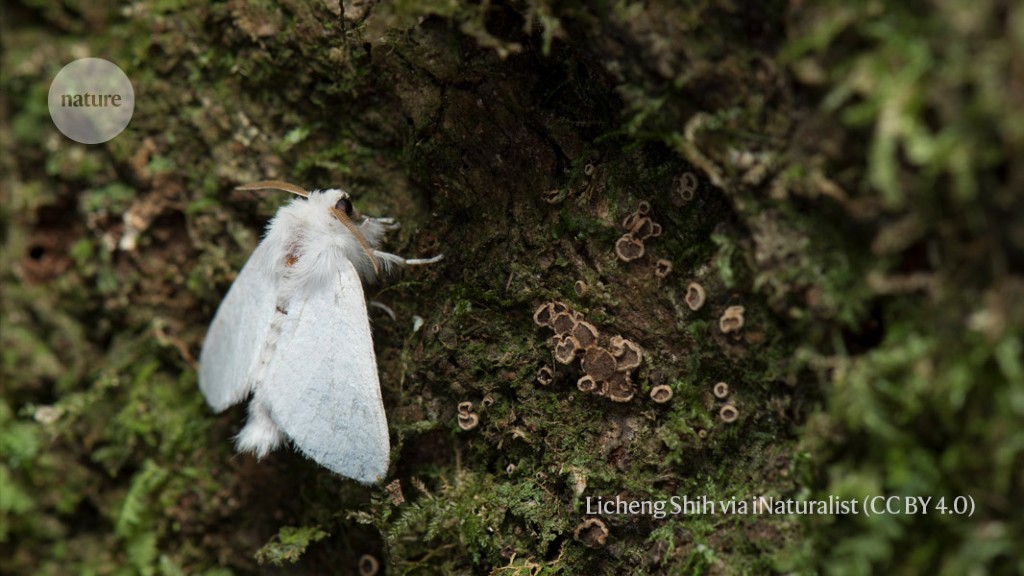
[2, 1, 1022, 574]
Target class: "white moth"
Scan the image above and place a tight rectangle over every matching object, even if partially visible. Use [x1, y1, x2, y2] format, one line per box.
[198, 180, 441, 484]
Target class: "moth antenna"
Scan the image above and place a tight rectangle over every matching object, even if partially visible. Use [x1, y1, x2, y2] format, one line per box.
[235, 180, 310, 198]
[331, 207, 381, 276]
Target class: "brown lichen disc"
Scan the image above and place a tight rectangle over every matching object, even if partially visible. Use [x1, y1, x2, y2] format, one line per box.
[719, 404, 739, 423]
[609, 335, 625, 354]
[713, 381, 730, 399]
[457, 412, 480, 431]
[613, 339, 643, 371]
[679, 172, 698, 199]
[574, 518, 609, 548]
[630, 217, 655, 241]
[650, 384, 673, 403]
[533, 302, 555, 327]
[622, 211, 639, 231]
[358, 554, 380, 576]
[536, 366, 553, 386]
[685, 282, 706, 311]
[581, 347, 617, 382]
[654, 259, 672, 278]
[572, 321, 599, 349]
[553, 335, 580, 365]
[577, 375, 598, 393]
[551, 311, 578, 334]
[719, 305, 745, 334]
[606, 371, 634, 403]
[615, 235, 645, 262]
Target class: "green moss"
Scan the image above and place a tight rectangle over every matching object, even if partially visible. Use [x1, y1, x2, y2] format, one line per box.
[254, 525, 329, 566]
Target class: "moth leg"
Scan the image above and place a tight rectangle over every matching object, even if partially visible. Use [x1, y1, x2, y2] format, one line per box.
[368, 300, 397, 321]
[235, 400, 285, 459]
[362, 217, 400, 234]
[359, 218, 400, 248]
[374, 251, 444, 268]
[367, 216, 399, 229]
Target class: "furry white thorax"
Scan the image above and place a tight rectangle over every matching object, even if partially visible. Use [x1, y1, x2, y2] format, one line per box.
[260, 189, 386, 287]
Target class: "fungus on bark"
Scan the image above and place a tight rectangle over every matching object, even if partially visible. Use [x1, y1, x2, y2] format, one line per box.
[574, 518, 609, 548]
[533, 302, 555, 327]
[553, 335, 580, 365]
[551, 311, 578, 335]
[581, 347, 617, 382]
[719, 305, 745, 333]
[458, 411, 480, 431]
[577, 374, 598, 394]
[719, 404, 739, 423]
[536, 366, 554, 386]
[685, 282, 706, 311]
[630, 216, 656, 241]
[572, 320, 599, 349]
[615, 235, 645, 262]
[358, 554, 380, 576]
[713, 381, 730, 399]
[606, 371, 635, 403]
[674, 171, 698, 205]
[609, 336, 643, 371]
[654, 259, 672, 278]
[650, 384, 673, 403]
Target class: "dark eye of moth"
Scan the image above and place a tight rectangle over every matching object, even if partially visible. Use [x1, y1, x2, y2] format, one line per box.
[335, 197, 353, 217]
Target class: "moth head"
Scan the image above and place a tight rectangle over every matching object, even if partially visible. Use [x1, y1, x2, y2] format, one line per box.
[235, 180, 380, 275]
[324, 189, 380, 276]
[333, 194, 354, 218]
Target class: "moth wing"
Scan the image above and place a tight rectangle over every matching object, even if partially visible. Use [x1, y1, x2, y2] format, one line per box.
[259, 258, 389, 484]
[199, 239, 278, 412]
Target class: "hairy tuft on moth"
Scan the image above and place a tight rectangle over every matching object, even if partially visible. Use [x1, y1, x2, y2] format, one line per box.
[198, 180, 442, 484]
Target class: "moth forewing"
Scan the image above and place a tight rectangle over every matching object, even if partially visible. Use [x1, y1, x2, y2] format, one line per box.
[255, 259, 388, 483]
[198, 239, 278, 412]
